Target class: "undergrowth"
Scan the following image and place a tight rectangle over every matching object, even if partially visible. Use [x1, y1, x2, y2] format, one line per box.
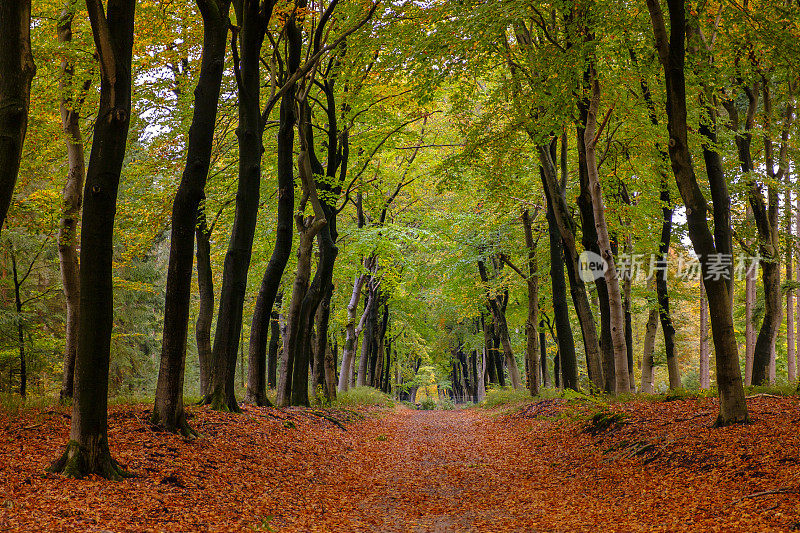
[332, 386, 394, 408]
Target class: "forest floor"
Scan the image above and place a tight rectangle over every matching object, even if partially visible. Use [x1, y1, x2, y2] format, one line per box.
[1, 395, 800, 532]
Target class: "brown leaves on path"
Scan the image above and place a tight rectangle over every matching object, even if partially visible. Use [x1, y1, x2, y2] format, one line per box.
[1, 396, 800, 531]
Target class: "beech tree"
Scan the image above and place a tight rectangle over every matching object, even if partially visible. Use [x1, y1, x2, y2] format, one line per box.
[645, 0, 748, 424]
[0, 0, 36, 232]
[49, 0, 137, 478]
[152, 0, 232, 434]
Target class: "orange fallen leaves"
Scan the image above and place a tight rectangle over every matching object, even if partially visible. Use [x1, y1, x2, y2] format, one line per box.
[0, 397, 798, 531]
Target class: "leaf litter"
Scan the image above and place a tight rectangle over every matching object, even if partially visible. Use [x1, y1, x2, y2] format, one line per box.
[0, 396, 799, 531]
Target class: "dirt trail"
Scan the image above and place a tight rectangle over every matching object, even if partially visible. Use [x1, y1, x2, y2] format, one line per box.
[3, 399, 800, 532]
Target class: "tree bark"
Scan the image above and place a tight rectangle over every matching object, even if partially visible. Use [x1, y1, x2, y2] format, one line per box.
[543, 191, 577, 390]
[745, 204, 755, 386]
[646, 0, 748, 425]
[195, 209, 214, 396]
[700, 280, 709, 389]
[478, 260, 523, 389]
[577, 102, 616, 393]
[521, 209, 540, 396]
[584, 72, 630, 393]
[0, 0, 35, 232]
[538, 147, 603, 389]
[266, 294, 282, 389]
[49, 0, 136, 479]
[641, 285, 659, 395]
[206, 0, 277, 412]
[277, 215, 324, 406]
[57, 5, 90, 402]
[153, 0, 231, 433]
[339, 275, 368, 392]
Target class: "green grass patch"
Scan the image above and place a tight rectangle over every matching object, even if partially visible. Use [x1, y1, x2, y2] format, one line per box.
[479, 387, 533, 409]
[332, 386, 394, 408]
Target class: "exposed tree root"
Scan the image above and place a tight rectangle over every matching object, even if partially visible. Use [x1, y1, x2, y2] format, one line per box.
[48, 439, 134, 481]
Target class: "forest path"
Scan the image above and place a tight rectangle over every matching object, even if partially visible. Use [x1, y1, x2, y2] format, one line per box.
[324, 407, 519, 532]
[4, 398, 800, 532]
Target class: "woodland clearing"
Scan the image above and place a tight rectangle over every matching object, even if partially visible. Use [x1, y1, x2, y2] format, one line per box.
[1, 396, 800, 532]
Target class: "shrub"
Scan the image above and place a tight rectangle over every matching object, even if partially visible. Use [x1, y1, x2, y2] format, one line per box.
[332, 386, 394, 408]
[419, 397, 436, 410]
[437, 396, 456, 410]
[480, 387, 533, 409]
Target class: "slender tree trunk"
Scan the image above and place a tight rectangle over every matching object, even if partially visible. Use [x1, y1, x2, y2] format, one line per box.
[277, 219, 321, 406]
[543, 197, 577, 390]
[796, 191, 800, 380]
[0, 0, 35, 232]
[700, 281, 709, 389]
[788, 194, 795, 382]
[313, 287, 331, 401]
[750, 84, 781, 386]
[577, 108, 615, 393]
[745, 204, 755, 385]
[624, 250, 635, 391]
[266, 296, 281, 389]
[57, 5, 89, 402]
[522, 209, 540, 396]
[539, 319, 550, 388]
[339, 275, 367, 392]
[639, 65, 680, 390]
[357, 289, 376, 387]
[195, 210, 214, 396]
[584, 73, 630, 393]
[641, 287, 659, 394]
[10, 248, 25, 396]
[646, 0, 748, 425]
[478, 260, 522, 389]
[49, 0, 137, 479]
[153, 0, 232, 433]
[206, 0, 276, 412]
[538, 149, 603, 389]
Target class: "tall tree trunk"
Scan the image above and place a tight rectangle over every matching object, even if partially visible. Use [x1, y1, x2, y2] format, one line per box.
[745, 205, 755, 386]
[638, 63, 680, 389]
[539, 319, 550, 388]
[522, 209, 540, 396]
[312, 288, 330, 401]
[339, 275, 368, 392]
[788, 187, 795, 381]
[700, 281, 709, 389]
[478, 260, 522, 389]
[0, 0, 35, 232]
[357, 289, 376, 387]
[153, 0, 232, 433]
[266, 295, 281, 389]
[205, 0, 276, 412]
[49, 0, 136, 479]
[57, 5, 89, 402]
[482, 314, 498, 385]
[623, 247, 635, 391]
[641, 280, 659, 395]
[577, 104, 615, 393]
[538, 147, 603, 389]
[10, 248, 25, 396]
[584, 72, 630, 393]
[646, 0, 748, 425]
[796, 191, 800, 380]
[543, 194, 577, 390]
[195, 210, 214, 396]
[277, 217, 323, 406]
[748, 83, 781, 386]
[318, 288, 337, 401]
